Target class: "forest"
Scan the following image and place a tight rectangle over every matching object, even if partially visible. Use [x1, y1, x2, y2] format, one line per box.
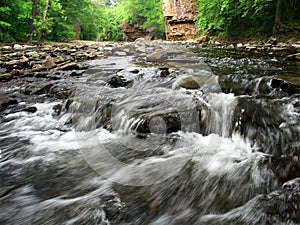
[0, 0, 299, 43]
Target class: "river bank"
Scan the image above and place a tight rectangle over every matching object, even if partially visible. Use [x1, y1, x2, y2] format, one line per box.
[1, 37, 300, 83]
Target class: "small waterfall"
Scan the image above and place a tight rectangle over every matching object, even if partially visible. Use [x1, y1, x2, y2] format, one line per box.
[201, 93, 237, 137]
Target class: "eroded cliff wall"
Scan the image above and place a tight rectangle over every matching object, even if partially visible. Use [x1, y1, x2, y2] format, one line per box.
[162, 0, 198, 41]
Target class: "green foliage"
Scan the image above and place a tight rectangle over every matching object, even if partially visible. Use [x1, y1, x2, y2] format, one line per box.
[96, 7, 124, 41]
[119, 0, 165, 38]
[195, 0, 276, 38]
[0, 0, 31, 42]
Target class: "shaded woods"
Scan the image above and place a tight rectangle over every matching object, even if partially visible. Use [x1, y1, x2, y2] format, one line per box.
[0, 0, 300, 43]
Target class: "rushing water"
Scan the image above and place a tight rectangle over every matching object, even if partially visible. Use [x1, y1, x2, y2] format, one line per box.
[1, 42, 300, 224]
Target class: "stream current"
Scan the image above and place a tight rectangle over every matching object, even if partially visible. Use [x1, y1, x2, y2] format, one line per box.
[1, 41, 300, 224]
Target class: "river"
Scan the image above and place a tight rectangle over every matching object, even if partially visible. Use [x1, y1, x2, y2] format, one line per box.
[0, 41, 299, 224]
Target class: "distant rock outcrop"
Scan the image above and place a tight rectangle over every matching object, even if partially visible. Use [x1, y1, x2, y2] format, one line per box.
[162, 0, 198, 41]
[120, 21, 153, 41]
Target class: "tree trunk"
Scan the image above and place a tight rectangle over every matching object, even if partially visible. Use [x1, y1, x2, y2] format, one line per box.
[28, 0, 39, 43]
[38, 0, 49, 44]
[273, 0, 281, 35]
[289, 0, 296, 26]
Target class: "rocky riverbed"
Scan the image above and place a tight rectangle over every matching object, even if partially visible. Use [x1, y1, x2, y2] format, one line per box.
[1, 38, 300, 225]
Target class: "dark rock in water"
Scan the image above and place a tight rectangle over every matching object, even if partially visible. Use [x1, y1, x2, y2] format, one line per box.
[112, 92, 204, 135]
[52, 104, 62, 116]
[23, 106, 37, 113]
[70, 70, 85, 77]
[159, 67, 170, 77]
[23, 83, 72, 99]
[272, 152, 300, 183]
[133, 113, 182, 134]
[102, 195, 125, 222]
[49, 86, 72, 99]
[31, 83, 54, 95]
[271, 78, 300, 96]
[34, 72, 49, 78]
[108, 75, 133, 88]
[0, 99, 18, 112]
[129, 69, 139, 74]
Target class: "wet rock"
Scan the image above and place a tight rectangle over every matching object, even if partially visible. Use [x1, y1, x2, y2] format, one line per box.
[102, 195, 125, 222]
[108, 75, 133, 88]
[283, 53, 300, 61]
[112, 91, 204, 135]
[22, 106, 37, 113]
[34, 72, 49, 78]
[0, 99, 18, 112]
[272, 152, 300, 183]
[129, 69, 139, 74]
[174, 74, 219, 91]
[10, 69, 23, 76]
[176, 76, 201, 89]
[159, 67, 170, 77]
[52, 104, 62, 116]
[49, 86, 72, 99]
[29, 83, 54, 95]
[134, 113, 182, 134]
[0, 73, 13, 82]
[70, 70, 85, 77]
[271, 78, 300, 96]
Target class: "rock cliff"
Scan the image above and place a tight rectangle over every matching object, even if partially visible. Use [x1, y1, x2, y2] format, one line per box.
[162, 0, 198, 41]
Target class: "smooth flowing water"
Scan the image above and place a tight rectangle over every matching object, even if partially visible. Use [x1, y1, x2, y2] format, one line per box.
[1, 42, 299, 224]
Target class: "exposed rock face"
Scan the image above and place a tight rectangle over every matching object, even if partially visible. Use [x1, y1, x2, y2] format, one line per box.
[120, 21, 153, 41]
[162, 0, 198, 41]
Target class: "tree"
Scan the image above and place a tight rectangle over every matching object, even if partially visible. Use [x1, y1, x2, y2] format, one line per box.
[28, 0, 38, 43]
[119, 0, 165, 39]
[273, 0, 300, 35]
[195, 0, 275, 38]
[0, 0, 31, 42]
